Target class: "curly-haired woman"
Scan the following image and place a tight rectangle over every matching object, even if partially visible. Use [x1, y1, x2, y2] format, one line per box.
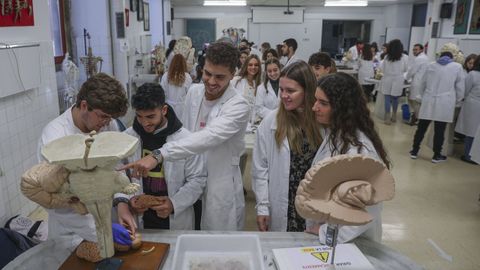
[309, 72, 390, 243]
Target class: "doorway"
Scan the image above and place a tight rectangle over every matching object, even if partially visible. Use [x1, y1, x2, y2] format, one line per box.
[321, 20, 371, 60]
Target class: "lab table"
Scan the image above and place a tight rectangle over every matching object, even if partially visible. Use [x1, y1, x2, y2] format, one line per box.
[5, 230, 424, 270]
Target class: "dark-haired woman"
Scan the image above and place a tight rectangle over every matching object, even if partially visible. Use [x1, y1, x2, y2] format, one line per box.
[310, 72, 390, 243]
[358, 43, 375, 101]
[379, 39, 409, 124]
[255, 58, 281, 121]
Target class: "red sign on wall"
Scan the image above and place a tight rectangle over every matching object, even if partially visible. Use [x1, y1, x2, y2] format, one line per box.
[0, 0, 34, 27]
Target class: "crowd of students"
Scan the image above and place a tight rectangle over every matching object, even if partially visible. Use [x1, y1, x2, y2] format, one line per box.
[36, 35, 479, 250]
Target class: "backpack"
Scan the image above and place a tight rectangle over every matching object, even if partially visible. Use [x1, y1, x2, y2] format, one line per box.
[5, 215, 48, 241]
[0, 228, 39, 268]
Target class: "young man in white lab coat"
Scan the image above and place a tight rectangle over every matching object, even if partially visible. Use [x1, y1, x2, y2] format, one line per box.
[281, 38, 301, 68]
[405, 44, 430, 125]
[346, 40, 364, 69]
[121, 42, 250, 230]
[410, 51, 465, 163]
[37, 73, 134, 242]
[120, 83, 206, 230]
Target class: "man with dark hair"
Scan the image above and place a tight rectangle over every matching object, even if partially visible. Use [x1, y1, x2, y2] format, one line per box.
[281, 38, 300, 68]
[118, 83, 206, 230]
[308, 52, 334, 80]
[37, 72, 134, 242]
[405, 43, 429, 125]
[121, 42, 250, 231]
[346, 40, 364, 69]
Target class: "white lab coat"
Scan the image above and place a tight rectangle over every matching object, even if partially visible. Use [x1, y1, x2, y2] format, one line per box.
[346, 45, 360, 69]
[284, 54, 301, 68]
[312, 128, 384, 244]
[405, 52, 430, 101]
[160, 72, 193, 120]
[418, 61, 465, 123]
[470, 125, 480, 163]
[252, 110, 294, 231]
[455, 71, 480, 136]
[357, 59, 374, 85]
[159, 83, 250, 230]
[379, 54, 409, 96]
[37, 107, 120, 242]
[255, 81, 280, 120]
[122, 127, 207, 230]
[232, 76, 257, 123]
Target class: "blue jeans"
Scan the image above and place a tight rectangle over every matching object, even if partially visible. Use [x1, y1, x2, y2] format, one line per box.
[464, 136, 474, 160]
[384, 95, 399, 114]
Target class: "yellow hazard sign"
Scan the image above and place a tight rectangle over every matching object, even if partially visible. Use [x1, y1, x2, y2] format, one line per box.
[311, 251, 330, 263]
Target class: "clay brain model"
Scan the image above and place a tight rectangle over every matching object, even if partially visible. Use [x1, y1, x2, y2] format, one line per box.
[295, 155, 395, 226]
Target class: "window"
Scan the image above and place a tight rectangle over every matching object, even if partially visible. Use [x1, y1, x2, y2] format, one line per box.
[49, 0, 66, 64]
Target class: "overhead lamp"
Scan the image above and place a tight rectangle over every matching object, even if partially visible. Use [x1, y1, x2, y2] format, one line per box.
[325, 0, 368, 7]
[203, 0, 247, 6]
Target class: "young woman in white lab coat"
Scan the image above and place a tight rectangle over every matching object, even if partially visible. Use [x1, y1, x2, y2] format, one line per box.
[160, 54, 192, 120]
[255, 58, 281, 121]
[357, 43, 375, 101]
[455, 57, 480, 164]
[310, 72, 391, 243]
[231, 54, 262, 123]
[252, 61, 322, 232]
[379, 39, 409, 124]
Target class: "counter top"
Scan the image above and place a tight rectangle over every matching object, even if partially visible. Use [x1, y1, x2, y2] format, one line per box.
[5, 230, 424, 270]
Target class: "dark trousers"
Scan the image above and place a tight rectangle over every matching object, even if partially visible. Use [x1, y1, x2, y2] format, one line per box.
[362, 84, 375, 101]
[194, 200, 202, 230]
[412, 119, 447, 155]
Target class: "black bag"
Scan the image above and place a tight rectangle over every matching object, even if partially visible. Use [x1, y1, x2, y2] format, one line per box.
[0, 228, 39, 268]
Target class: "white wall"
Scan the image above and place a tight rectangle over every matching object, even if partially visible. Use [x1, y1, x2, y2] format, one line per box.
[0, 1, 58, 225]
[424, 0, 480, 58]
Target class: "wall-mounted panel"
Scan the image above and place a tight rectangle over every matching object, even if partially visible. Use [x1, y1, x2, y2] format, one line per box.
[0, 43, 41, 99]
[252, 7, 304, 24]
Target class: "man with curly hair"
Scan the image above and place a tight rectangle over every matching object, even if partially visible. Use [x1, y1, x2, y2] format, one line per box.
[37, 73, 133, 243]
[122, 42, 250, 230]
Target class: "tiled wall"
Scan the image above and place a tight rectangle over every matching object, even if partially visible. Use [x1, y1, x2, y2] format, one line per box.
[0, 41, 59, 225]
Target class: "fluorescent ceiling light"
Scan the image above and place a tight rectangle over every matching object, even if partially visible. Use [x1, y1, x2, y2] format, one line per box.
[203, 0, 247, 6]
[325, 0, 368, 7]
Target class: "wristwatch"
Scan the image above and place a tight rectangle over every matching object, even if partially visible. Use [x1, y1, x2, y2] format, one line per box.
[151, 149, 163, 163]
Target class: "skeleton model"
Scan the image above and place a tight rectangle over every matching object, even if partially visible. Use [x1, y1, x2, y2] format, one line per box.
[80, 29, 103, 79]
[62, 53, 80, 109]
[221, 27, 246, 48]
[151, 43, 166, 75]
[40, 131, 140, 259]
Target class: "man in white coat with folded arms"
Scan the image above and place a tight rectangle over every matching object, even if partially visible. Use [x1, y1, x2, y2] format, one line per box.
[121, 42, 250, 230]
[410, 51, 465, 163]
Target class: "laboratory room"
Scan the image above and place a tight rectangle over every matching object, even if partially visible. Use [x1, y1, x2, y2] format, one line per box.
[1, 0, 480, 269]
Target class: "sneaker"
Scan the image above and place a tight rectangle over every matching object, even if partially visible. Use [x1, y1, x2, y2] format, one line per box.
[409, 150, 418, 159]
[432, 154, 447, 163]
[460, 155, 478, 165]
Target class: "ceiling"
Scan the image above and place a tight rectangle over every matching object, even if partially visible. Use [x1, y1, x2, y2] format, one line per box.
[171, 0, 427, 7]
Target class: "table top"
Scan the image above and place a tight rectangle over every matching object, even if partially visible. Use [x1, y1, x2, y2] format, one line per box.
[5, 230, 424, 270]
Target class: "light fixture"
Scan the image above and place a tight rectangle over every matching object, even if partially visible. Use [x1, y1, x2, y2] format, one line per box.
[203, 0, 247, 6]
[324, 0, 368, 7]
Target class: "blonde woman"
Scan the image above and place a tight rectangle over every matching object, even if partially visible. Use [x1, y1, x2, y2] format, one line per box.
[252, 61, 322, 232]
[160, 54, 192, 120]
[232, 54, 262, 123]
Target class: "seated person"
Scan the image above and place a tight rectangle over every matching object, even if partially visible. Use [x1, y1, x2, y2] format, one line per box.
[118, 83, 206, 229]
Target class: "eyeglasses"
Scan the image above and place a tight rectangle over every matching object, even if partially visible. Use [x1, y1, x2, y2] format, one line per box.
[91, 109, 112, 122]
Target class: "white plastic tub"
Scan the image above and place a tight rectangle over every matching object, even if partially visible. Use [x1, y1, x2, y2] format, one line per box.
[171, 234, 265, 270]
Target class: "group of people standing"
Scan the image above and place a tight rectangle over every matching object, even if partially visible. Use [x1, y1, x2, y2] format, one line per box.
[37, 39, 391, 247]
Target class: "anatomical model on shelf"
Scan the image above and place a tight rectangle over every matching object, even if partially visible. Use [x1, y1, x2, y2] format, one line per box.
[22, 131, 140, 262]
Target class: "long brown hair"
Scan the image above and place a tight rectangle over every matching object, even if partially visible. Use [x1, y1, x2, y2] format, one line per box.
[168, 54, 187, 87]
[275, 61, 322, 154]
[317, 72, 391, 168]
[235, 54, 262, 95]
